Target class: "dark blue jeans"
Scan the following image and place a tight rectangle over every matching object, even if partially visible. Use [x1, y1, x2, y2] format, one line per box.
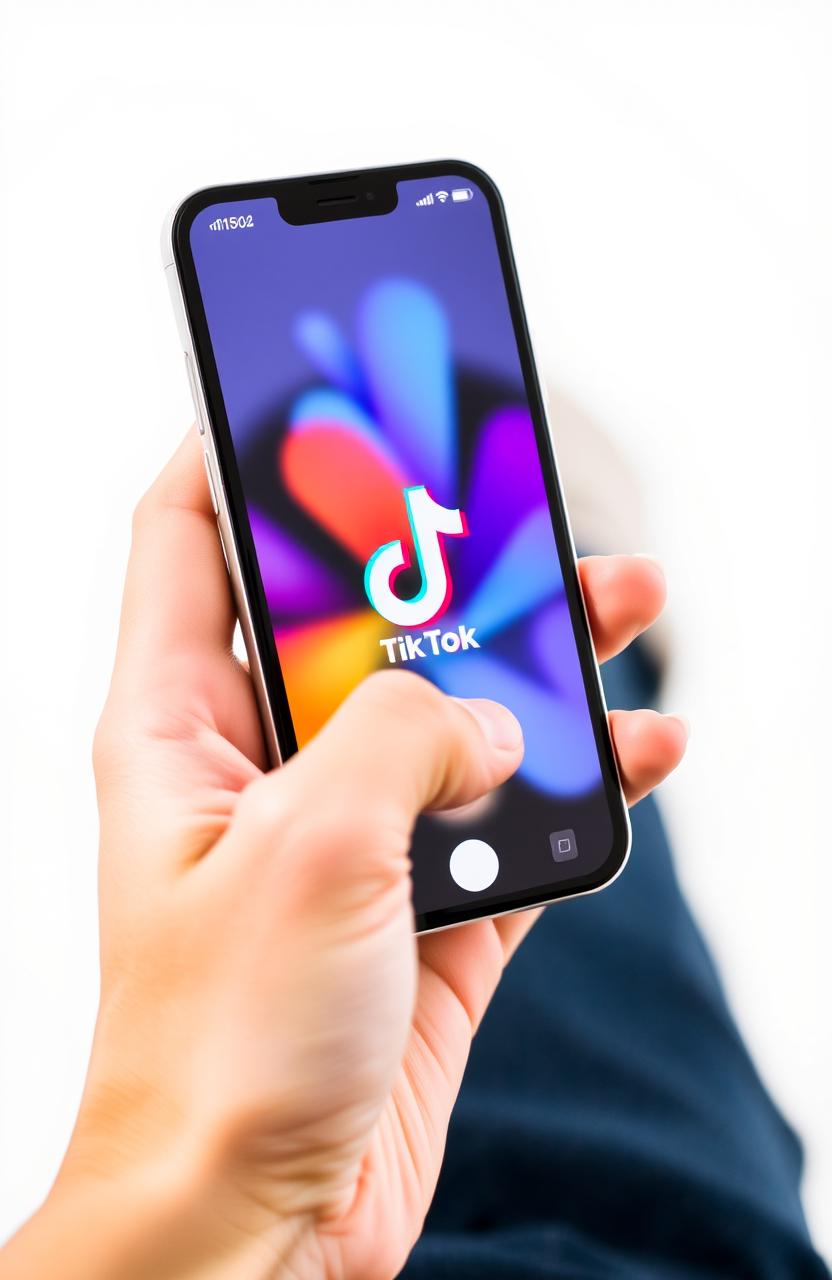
[402, 645, 828, 1278]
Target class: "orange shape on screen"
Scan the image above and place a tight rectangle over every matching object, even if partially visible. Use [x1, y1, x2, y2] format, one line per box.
[277, 608, 390, 746]
[281, 424, 411, 563]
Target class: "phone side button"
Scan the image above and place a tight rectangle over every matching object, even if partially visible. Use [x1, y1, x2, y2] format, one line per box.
[203, 450, 219, 515]
[216, 521, 231, 574]
[185, 353, 206, 435]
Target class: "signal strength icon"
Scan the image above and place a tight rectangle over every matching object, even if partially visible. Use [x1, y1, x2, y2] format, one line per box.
[208, 218, 222, 230]
[416, 190, 451, 208]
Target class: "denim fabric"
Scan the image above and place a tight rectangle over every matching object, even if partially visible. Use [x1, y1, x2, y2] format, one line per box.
[402, 645, 828, 1278]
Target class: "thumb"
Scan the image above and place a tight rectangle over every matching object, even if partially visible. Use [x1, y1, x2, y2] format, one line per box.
[301, 669, 524, 817]
[230, 670, 523, 896]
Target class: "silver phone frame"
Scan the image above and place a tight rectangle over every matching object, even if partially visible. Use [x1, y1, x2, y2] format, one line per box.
[163, 213, 282, 767]
[161, 170, 632, 932]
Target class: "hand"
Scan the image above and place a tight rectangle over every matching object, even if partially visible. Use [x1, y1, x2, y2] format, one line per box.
[2, 431, 686, 1280]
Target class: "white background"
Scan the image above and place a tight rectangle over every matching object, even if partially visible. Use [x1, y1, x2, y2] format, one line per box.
[1, 0, 830, 1261]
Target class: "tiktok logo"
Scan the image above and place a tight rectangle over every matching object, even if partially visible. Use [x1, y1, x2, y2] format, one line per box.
[364, 485, 468, 628]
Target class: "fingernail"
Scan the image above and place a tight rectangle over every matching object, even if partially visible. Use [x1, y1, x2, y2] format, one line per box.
[666, 713, 690, 741]
[456, 698, 524, 752]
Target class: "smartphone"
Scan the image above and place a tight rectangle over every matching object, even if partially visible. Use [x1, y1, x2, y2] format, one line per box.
[163, 160, 630, 932]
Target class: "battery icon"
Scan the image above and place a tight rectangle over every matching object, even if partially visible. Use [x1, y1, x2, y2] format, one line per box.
[451, 188, 474, 202]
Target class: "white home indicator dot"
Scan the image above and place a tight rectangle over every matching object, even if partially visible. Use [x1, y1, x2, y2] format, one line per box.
[449, 839, 500, 893]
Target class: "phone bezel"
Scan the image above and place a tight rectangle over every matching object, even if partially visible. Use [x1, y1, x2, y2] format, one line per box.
[170, 159, 631, 932]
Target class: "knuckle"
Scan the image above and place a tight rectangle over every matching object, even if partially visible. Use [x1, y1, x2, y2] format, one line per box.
[92, 710, 119, 776]
[130, 485, 158, 539]
[357, 669, 461, 772]
[351, 669, 472, 803]
[359, 667, 446, 724]
[305, 807, 379, 857]
[234, 776, 291, 838]
[354, 667, 466, 765]
[92, 703, 143, 783]
[289, 806, 410, 910]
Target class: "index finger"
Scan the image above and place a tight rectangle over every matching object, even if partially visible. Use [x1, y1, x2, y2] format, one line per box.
[114, 430, 235, 686]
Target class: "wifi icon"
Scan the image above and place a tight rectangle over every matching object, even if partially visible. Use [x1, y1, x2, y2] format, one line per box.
[415, 191, 452, 208]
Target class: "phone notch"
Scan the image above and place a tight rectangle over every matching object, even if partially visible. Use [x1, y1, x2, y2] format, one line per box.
[276, 172, 398, 225]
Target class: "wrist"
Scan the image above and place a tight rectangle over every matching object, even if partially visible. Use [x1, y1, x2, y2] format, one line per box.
[2, 1124, 315, 1280]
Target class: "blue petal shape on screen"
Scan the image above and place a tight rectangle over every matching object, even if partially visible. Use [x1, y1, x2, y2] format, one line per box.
[430, 647, 601, 795]
[458, 405, 547, 596]
[356, 279, 455, 502]
[294, 311, 366, 399]
[290, 387, 374, 433]
[288, 387, 399, 458]
[462, 506, 563, 640]
[248, 507, 350, 616]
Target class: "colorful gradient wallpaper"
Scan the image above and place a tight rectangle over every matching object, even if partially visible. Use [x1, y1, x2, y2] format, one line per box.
[190, 176, 615, 919]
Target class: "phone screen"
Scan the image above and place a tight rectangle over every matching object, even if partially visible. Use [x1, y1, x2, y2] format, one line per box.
[182, 167, 627, 928]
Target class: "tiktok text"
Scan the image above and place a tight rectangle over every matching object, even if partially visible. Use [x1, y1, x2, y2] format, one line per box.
[379, 624, 480, 665]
